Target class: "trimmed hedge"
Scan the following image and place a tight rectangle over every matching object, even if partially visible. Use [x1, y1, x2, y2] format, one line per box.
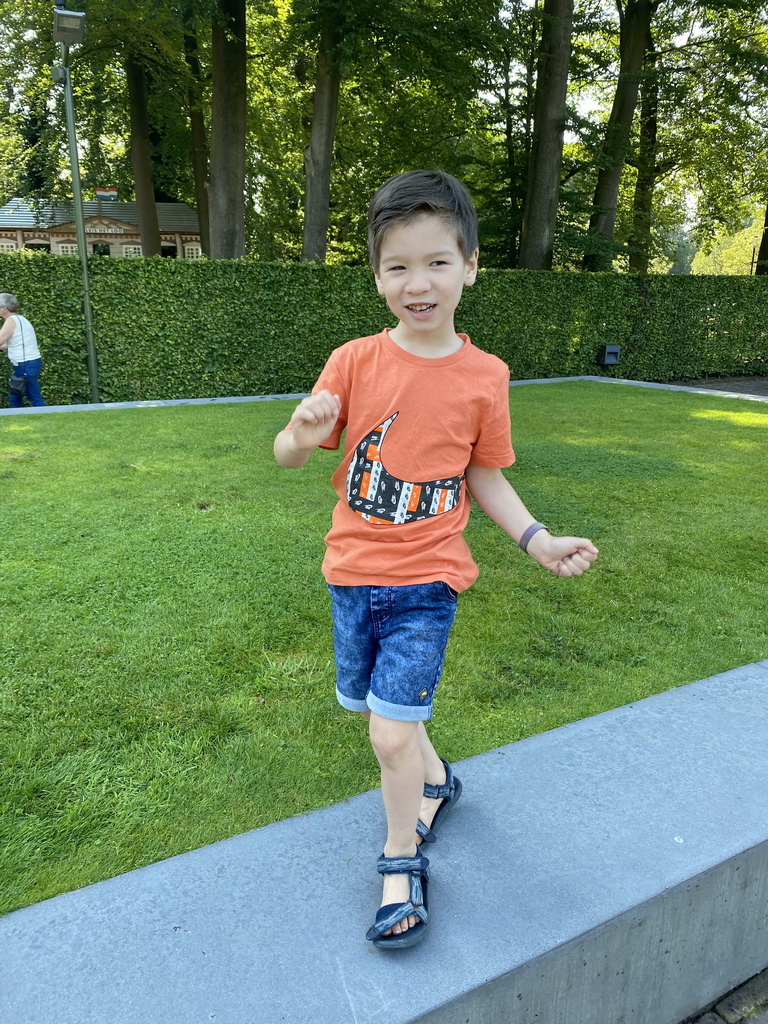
[0, 251, 766, 405]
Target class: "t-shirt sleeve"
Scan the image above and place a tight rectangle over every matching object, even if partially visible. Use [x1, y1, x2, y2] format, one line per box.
[469, 369, 515, 468]
[312, 347, 349, 451]
[282, 345, 350, 449]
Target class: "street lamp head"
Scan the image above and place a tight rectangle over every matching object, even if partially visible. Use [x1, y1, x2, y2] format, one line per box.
[53, 8, 86, 45]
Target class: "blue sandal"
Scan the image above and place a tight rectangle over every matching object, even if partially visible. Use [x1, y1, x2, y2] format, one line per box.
[366, 848, 430, 949]
[416, 758, 462, 845]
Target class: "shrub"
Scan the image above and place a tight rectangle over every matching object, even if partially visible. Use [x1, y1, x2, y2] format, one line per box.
[1, 252, 765, 404]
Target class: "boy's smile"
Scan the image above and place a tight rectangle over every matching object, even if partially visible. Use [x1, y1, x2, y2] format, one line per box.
[374, 214, 478, 357]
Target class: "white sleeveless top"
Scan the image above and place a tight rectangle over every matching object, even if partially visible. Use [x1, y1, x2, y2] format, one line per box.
[6, 314, 41, 363]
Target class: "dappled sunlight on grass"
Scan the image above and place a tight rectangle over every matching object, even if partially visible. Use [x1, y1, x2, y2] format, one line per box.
[690, 408, 768, 428]
[723, 439, 763, 451]
[0, 449, 41, 460]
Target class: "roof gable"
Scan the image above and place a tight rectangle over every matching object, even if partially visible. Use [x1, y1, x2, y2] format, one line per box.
[0, 198, 199, 233]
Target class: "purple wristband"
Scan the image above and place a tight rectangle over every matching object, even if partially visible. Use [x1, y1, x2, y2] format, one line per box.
[519, 522, 548, 553]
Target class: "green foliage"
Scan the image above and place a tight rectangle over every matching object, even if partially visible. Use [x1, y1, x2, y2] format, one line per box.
[1, 251, 766, 407]
[4, 0, 768, 270]
[691, 218, 763, 275]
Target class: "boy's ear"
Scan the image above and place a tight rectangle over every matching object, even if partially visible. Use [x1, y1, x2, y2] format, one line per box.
[464, 249, 479, 287]
[374, 271, 384, 294]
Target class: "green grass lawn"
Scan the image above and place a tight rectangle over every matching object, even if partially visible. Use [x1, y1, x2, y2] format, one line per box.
[1, 382, 766, 915]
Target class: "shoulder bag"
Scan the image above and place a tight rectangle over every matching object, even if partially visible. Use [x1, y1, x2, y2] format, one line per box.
[8, 316, 26, 397]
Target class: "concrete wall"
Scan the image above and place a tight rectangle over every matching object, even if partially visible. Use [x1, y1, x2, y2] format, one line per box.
[2, 661, 767, 1024]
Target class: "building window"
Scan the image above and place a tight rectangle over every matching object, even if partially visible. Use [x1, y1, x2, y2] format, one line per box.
[122, 245, 143, 257]
[59, 243, 79, 255]
[161, 244, 177, 259]
[92, 243, 111, 256]
[0, 241, 17, 251]
[25, 242, 51, 252]
[184, 244, 202, 259]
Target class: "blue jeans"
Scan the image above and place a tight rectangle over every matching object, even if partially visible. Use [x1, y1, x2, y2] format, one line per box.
[9, 358, 45, 408]
[328, 582, 458, 722]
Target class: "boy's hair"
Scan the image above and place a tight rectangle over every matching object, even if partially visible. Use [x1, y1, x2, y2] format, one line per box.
[367, 170, 478, 271]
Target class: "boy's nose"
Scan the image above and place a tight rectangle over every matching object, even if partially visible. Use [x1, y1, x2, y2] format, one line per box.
[405, 272, 430, 294]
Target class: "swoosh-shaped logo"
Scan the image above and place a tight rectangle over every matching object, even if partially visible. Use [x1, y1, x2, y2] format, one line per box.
[346, 412, 464, 525]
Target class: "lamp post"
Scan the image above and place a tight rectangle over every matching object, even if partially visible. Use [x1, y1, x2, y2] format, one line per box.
[52, 2, 99, 403]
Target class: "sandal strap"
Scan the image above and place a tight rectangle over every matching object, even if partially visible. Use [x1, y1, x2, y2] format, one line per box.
[423, 758, 455, 801]
[376, 852, 430, 878]
[415, 818, 437, 843]
[366, 901, 428, 941]
[367, 851, 430, 942]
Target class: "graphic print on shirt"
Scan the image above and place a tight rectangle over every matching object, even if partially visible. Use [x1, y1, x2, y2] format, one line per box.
[346, 412, 464, 526]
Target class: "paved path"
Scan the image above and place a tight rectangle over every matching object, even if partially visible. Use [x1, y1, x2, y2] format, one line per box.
[669, 375, 768, 397]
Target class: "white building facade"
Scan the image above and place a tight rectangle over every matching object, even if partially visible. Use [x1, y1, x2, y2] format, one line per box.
[0, 199, 202, 258]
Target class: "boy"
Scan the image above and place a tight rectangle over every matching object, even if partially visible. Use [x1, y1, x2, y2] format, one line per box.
[274, 170, 598, 950]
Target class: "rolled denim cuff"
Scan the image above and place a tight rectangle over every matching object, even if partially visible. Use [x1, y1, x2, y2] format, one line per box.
[335, 688, 369, 714]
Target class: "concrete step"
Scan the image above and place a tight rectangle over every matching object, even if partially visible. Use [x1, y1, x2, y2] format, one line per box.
[2, 661, 768, 1024]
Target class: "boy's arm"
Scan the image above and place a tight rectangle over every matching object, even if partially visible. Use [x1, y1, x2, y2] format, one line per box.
[465, 464, 598, 578]
[274, 390, 342, 468]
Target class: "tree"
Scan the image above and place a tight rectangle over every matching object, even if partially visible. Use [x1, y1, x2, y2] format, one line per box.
[625, 30, 657, 274]
[754, 202, 768, 274]
[301, 11, 341, 262]
[125, 55, 162, 255]
[182, 1, 211, 256]
[466, 1, 541, 267]
[208, 0, 246, 258]
[69, 0, 203, 252]
[583, 0, 663, 271]
[518, 0, 574, 269]
[292, 0, 498, 263]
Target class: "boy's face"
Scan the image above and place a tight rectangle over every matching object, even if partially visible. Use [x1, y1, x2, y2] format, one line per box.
[374, 214, 478, 347]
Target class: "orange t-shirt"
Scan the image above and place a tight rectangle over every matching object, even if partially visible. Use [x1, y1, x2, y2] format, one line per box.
[311, 329, 515, 592]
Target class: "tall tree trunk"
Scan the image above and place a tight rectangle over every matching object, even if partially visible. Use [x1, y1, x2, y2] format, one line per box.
[301, 17, 341, 263]
[125, 55, 161, 256]
[503, 62, 521, 267]
[583, 0, 655, 271]
[518, 0, 574, 270]
[208, 0, 246, 259]
[627, 34, 657, 275]
[183, 6, 211, 257]
[755, 201, 768, 275]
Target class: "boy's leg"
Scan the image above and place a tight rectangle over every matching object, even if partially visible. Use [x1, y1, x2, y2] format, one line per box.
[415, 722, 449, 842]
[364, 713, 448, 847]
[369, 712, 424, 935]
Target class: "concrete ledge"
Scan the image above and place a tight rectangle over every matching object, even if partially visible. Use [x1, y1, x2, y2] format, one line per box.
[0, 393, 310, 415]
[2, 662, 768, 1024]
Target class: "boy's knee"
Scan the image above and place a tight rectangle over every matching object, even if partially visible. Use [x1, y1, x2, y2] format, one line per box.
[369, 713, 419, 760]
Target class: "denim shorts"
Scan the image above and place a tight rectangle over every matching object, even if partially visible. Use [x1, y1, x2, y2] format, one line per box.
[328, 582, 458, 722]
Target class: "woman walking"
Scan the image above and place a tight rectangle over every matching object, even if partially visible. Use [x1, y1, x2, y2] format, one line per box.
[0, 293, 46, 407]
